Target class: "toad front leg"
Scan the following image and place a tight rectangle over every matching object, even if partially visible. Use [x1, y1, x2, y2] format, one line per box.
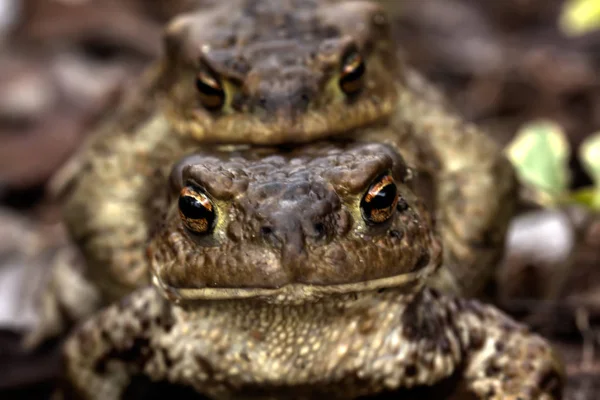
[463, 317, 564, 398]
[448, 295, 564, 399]
[62, 287, 563, 400]
[60, 287, 169, 399]
[395, 290, 563, 400]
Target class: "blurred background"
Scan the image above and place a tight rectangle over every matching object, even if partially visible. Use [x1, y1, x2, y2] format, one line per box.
[0, 0, 600, 398]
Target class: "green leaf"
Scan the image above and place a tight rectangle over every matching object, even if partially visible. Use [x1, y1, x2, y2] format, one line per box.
[568, 187, 600, 210]
[579, 132, 600, 188]
[505, 120, 571, 204]
[560, 0, 600, 36]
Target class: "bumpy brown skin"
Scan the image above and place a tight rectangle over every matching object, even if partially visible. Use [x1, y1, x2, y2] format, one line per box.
[62, 143, 561, 400]
[52, 0, 398, 302]
[153, 142, 432, 298]
[51, 0, 514, 320]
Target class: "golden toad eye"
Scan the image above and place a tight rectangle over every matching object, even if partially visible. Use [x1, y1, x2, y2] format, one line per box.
[360, 173, 399, 225]
[196, 69, 225, 111]
[339, 49, 365, 96]
[178, 184, 216, 234]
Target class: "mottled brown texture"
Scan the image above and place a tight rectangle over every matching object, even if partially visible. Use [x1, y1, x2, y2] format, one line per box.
[50, 0, 398, 303]
[63, 285, 563, 399]
[61, 143, 562, 399]
[150, 142, 437, 300]
[38, 0, 517, 345]
[160, 0, 398, 143]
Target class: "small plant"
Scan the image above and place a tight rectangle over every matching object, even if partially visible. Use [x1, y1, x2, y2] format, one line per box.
[574, 132, 600, 209]
[505, 120, 600, 210]
[560, 0, 600, 36]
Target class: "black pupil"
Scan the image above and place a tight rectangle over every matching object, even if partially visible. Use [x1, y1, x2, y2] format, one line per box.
[179, 193, 212, 221]
[196, 71, 224, 111]
[340, 54, 365, 89]
[360, 175, 398, 224]
[369, 183, 397, 209]
[196, 76, 222, 97]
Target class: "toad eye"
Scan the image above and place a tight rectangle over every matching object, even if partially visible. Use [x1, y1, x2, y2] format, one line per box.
[196, 68, 225, 111]
[360, 173, 399, 225]
[178, 184, 216, 234]
[339, 48, 365, 96]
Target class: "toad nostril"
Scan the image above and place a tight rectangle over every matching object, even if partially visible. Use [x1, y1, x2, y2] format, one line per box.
[258, 96, 268, 109]
[260, 226, 273, 237]
[313, 222, 326, 238]
[397, 198, 409, 212]
[389, 229, 403, 239]
[298, 91, 310, 109]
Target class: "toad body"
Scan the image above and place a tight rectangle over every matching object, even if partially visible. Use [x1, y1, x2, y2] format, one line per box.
[62, 143, 561, 400]
[48, 0, 515, 310]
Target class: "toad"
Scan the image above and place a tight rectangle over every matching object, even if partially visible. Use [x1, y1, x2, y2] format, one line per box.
[62, 142, 559, 399]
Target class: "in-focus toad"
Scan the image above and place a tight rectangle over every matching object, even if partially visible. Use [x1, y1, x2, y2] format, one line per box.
[62, 142, 560, 400]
